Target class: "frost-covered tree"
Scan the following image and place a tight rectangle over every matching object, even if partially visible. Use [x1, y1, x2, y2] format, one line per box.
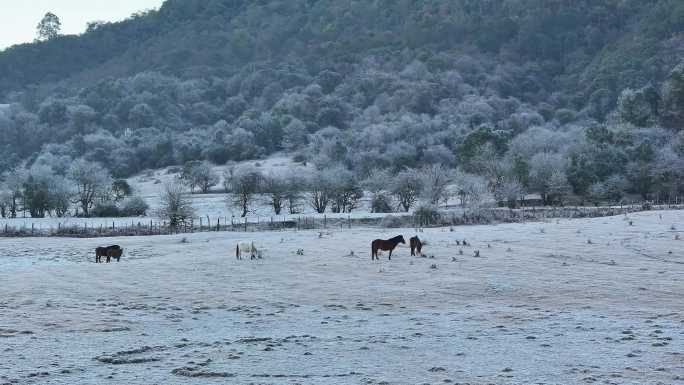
[651, 147, 684, 199]
[22, 165, 66, 218]
[391, 169, 422, 212]
[1, 170, 25, 218]
[493, 176, 525, 208]
[528, 152, 567, 205]
[181, 161, 219, 194]
[362, 169, 393, 213]
[660, 61, 684, 129]
[281, 118, 308, 151]
[453, 171, 488, 209]
[327, 167, 363, 213]
[284, 172, 306, 214]
[616, 86, 658, 127]
[419, 164, 451, 205]
[36, 12, 61, 42]
[546, 170, 572, 206]
[262, 173, 287, 215]
[158, 181, 195, 229]
[225, 165, 262, 217]
[68, 159, 111, 216]
[307, 168, 334, 214]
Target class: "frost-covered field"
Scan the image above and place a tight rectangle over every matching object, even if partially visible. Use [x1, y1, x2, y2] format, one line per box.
[1, 211, 683, 384]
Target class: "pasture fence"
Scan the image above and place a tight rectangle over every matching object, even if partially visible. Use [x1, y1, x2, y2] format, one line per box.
[0, 201, 682, 238]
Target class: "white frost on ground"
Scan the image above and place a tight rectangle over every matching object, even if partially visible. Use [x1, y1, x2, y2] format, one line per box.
[1, 210, 683, 384]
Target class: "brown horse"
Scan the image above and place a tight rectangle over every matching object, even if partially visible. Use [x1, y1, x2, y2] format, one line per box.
[95, 245, 122, 263]
[371, 235, 405, 260]
[106, 247, 123, 263]
[410, 236, 422, 256]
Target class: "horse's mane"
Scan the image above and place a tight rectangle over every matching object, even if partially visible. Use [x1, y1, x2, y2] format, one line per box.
[389, 235, 404, 243]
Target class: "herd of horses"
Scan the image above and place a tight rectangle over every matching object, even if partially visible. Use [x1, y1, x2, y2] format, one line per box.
[94, 235, 428, 264]
[371, 235, 422, 260]
[95, 245, 123, 263]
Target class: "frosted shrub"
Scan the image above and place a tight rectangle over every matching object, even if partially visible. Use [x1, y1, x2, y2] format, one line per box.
[371, 193, 394, 213]
[381, 215, 403, 228]
[121, 196, 149, 216]
[414, 205, 442, 227]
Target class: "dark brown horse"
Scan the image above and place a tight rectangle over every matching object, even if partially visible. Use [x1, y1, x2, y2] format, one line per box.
[95, 245, 122, 263]
[409, 236, 422, 256]
[371, 235, 405, 260]
[106, 247, 123, 263]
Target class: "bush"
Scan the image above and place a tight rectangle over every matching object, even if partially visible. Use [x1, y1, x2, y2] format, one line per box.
[371, 193, 394, 213]
[121, 196, 149, 216]
[414, 204, 442, 226]
[92, 202, 121, 217]
[380, 215, 404, 228]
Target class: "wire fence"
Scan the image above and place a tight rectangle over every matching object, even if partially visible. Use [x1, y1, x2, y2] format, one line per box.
[1, 201, 682, 238]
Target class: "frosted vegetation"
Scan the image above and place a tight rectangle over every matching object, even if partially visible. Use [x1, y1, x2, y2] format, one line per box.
[2, 1, 684, 220]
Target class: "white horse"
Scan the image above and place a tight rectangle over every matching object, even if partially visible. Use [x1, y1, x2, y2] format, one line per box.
[236, 242, 258, 260]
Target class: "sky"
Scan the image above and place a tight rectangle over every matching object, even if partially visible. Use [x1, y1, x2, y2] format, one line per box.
[0, 0, 166, 49]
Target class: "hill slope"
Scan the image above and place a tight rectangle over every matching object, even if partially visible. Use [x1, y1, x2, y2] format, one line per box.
[0, 0, 683, 203]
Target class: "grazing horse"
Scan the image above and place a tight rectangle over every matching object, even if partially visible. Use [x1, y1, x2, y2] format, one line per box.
[95, 245, 122, 263]
[236, 242, 257, 260]
[409, 236, 422, 256]
[106, 247, 123, 263]
[371, 235, 405, 260]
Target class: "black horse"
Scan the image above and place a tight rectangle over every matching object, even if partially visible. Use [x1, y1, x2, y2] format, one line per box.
[371, 235, 405, 260]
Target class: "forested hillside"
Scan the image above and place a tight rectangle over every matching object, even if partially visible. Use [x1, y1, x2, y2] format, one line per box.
[1, 0, 684, 216]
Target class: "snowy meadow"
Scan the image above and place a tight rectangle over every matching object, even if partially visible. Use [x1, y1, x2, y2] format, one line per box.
[1, 210, 683, 384]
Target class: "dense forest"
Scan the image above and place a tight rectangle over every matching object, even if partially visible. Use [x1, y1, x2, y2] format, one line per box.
[1, 0, 684, 217]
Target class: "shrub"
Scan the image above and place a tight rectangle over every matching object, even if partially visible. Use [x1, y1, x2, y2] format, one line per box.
[414, 204, 442, 226]
[381, 215, 404, 228]
[92, 202, 121, 217]
[371, 193, 394, 213]
[121, 196, 149, 216]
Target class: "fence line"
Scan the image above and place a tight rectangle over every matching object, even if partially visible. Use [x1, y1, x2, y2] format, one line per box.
[1, 202, 682, 238]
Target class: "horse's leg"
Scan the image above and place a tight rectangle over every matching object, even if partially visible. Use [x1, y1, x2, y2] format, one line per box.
[388, 248, 392, 260]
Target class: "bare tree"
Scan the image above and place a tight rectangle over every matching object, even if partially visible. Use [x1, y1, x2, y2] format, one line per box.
[284, 172, 305, 214]
[307, 169, 334, 214]
[158, 181, 195, 229]
[181, 160, 219, 194]
[391, 168, 422, 212]
[326, 166, 363, 213]
[262, 172, 287, 215]
[453, 171, 489, 209]
[225, 165, 262, 217]
[419, 164, 451, 205]
[68, 159, 111, 216]
[1, 170, 25, 218]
